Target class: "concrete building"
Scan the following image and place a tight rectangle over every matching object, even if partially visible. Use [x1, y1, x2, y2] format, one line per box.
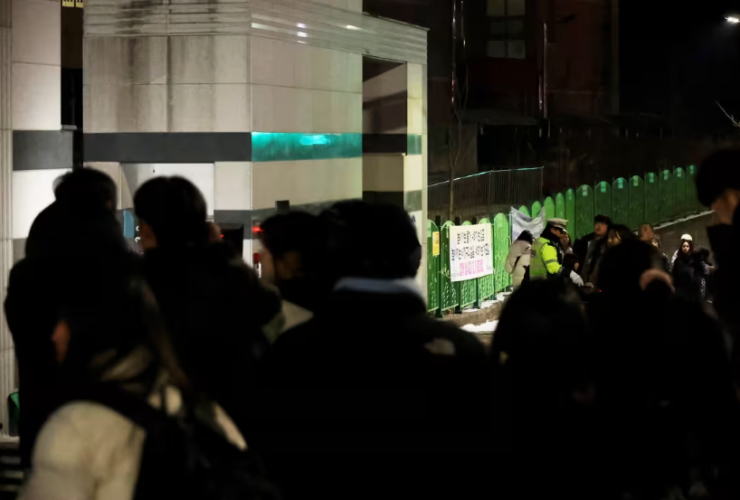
[0, 0, 428, 434]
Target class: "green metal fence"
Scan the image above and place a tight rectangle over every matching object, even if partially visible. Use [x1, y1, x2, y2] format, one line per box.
[427, 167, 705, 316]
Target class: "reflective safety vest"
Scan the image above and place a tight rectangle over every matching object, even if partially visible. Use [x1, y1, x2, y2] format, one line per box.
[530, 237, 562, 280]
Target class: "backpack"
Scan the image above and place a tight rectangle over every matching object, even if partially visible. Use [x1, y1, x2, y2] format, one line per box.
[86, 387, 279, 500]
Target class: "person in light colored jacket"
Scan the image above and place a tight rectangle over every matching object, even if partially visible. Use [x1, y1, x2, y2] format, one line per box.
[21, 247, 245, 500]
[505, 230, 534, 289]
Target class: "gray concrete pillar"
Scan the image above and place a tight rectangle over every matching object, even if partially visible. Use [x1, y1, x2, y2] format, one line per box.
[0, 0, 14, 436]
[362, 61, 428, 294]
[12, 0, 69, 260]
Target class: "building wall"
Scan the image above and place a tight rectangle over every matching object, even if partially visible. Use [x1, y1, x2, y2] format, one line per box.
[84, 0, 427, 266]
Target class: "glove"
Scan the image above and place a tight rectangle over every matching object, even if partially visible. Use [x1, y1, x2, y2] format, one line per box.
[570, 271, 584, 287]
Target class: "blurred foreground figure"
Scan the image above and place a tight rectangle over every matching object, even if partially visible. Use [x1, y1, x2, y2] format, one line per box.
[591, 240, 739, 498]
[134, 177, 280, 435]
[5, 168, 122, 469]
[697, 150, 740, 330]
[265, 202, 488, 500]
[19, 217, 268, 500]
[258, 212, 326, 341]
[490, 279, 598, 499]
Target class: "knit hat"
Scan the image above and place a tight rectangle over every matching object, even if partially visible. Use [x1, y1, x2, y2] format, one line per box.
[696, 149, 740, 207]
[680, 234, 692, 242]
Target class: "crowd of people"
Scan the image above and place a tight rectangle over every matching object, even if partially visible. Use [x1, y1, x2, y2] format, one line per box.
[7, 148, 740, 500]
[507, 207, 713, 302]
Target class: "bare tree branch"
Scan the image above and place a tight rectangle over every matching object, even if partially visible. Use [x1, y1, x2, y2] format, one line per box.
[716, 101, 740, 128]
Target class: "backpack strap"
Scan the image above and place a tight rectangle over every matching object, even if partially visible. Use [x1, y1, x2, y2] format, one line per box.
[77, 385, 168, 433]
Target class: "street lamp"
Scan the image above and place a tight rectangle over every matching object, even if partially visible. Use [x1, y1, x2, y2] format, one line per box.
[726, 16, 740, 24]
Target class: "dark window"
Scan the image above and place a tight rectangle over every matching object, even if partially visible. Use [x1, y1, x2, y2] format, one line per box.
[486, 0, 526, 59]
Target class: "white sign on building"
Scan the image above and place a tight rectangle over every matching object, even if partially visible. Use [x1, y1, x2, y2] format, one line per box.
[449, 224, 493, 282]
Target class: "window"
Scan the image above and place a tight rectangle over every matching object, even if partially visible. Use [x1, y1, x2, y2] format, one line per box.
[486, 0, 526, 59]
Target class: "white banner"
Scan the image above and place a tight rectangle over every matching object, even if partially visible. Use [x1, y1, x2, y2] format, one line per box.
[449, 224, 493, 282]
[511, 207, 546, 242]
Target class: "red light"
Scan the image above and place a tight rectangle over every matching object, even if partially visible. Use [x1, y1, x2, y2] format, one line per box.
[252, 226, 263, 234]
[220, 234, 224, 238]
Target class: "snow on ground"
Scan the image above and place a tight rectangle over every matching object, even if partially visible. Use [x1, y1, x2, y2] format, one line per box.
[462, 320, 499, 333]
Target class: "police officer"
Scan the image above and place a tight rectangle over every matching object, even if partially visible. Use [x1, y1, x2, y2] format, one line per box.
[530, 218, 584, 286]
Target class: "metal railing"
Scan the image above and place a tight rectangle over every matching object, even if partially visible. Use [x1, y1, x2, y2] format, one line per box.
[428, 167, 544, 222]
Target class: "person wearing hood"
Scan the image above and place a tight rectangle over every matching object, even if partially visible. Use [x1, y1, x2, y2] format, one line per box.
[505, 230, 533, 289]
[530, 219, 583, 286]
[134, 176, 281, 435]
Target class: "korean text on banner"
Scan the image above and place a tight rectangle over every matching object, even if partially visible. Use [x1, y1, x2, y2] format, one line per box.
[511, 207, 546, 242]
[449, 224, 493, 282]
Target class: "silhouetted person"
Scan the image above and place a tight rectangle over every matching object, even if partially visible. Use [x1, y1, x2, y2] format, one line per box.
[265, 202, 489, 500]
[490, 279, 598, 499]
[591, 240, 738, 498]
[258, 212, 327, 341]
[134, 177, 280, 436]
[20, 233, 247, 500]
[5, 168, 124, 469]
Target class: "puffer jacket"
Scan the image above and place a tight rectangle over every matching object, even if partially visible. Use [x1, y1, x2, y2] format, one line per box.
[505, 240, 531, 289]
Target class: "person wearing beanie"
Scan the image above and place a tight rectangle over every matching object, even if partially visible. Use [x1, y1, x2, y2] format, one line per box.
[670, 234, 693, 269]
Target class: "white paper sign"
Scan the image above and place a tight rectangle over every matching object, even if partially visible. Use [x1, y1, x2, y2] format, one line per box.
[511, 207, 546, 242]
[449, 224, 494, 282]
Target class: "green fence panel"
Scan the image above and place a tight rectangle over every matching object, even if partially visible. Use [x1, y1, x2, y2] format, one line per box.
[628, 175, 645, 229]
[493, 213, 511, 293]
[659, 169, 673, 222]
[531, 201, 543, 218]
[674, 167, 686, 218]
[687, 165, 699, 213]
[575, 185, 594, 239]
[426, 220, 440, 314]
[565, 189, 576, 226]
[459, 221, 477, 309]
[519, 206, 530, 217]
[612, 178, 629, 225]
[645, 172, 660, 224]
[594, 181, 612, 219]
[555, 192, 565, 219]
[544, 197, 555, 221]
[477, 218, 495, 302]
[439, 221, 459, 312]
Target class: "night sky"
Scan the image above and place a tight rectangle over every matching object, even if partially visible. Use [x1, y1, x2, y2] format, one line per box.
[621, 0, 740, 132]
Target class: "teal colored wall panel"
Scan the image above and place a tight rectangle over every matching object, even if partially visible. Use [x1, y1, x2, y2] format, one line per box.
[407, 134, 423, 155]
[252, 133, 362, 162]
